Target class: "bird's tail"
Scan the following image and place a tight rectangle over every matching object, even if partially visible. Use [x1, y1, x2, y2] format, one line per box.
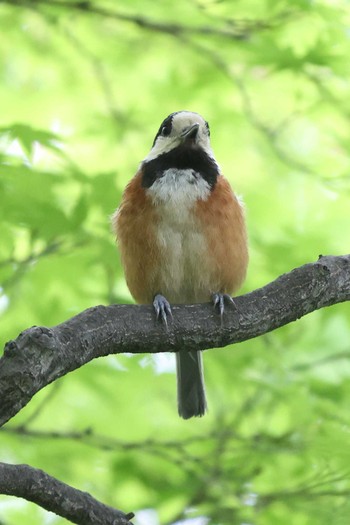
[176, 350, 207, 419]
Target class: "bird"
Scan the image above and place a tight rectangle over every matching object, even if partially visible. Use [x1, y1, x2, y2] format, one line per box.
[112, 110, 248, 419]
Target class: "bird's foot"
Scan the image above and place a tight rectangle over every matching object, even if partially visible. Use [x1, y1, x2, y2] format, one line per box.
[153, 294, 173, 328]
[212, 292, 236, 317]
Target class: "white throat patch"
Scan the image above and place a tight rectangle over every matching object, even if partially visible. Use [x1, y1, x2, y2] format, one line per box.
[146, 168, 211, 207]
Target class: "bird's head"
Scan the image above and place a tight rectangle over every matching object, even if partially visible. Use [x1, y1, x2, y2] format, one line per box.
[141, 111, 219, 191]
[145, 111, 213, 162]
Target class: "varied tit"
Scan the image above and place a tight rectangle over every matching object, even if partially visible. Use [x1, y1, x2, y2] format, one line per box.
[112, 111, 248, 419]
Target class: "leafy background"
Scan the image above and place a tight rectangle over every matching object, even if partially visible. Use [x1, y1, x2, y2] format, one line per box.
[1, 0, 350, 524]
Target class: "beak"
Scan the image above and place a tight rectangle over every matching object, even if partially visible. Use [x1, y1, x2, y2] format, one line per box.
[181, 123, 199, 142]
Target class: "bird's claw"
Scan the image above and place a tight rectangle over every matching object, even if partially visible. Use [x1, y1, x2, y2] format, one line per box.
[212, 292, 236, 317]
[153, 294, 173, 328]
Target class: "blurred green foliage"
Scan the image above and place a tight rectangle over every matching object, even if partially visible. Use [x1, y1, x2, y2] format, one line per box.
[1, 0, 350, 524]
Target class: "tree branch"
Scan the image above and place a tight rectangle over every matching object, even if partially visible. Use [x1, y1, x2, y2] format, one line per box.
[5, 0, 291, 40]
[0, 462, 134, 525]
[1, 255, 349, 428]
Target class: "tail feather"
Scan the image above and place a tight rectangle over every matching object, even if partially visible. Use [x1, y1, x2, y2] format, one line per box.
[176, 350, 207, 419]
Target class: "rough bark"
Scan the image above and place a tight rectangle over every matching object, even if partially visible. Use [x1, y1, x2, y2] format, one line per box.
[0, 463, 134, 524]
[0, 255, 349, 429]
[0, 255, 349, 523]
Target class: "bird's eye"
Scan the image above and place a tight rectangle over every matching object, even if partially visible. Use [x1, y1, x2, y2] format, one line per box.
[205, 121, 210, 137]
[161, 125, 171, 137]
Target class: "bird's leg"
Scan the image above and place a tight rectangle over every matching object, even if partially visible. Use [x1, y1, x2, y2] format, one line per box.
[153, 294, 173, 328]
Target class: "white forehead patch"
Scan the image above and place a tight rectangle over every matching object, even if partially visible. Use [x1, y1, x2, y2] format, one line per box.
[171, 111, 206, 134]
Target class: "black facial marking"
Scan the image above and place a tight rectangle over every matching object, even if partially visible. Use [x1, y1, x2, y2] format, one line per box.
[152, 112, 181, 147]
[141, 144, 219, 189]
